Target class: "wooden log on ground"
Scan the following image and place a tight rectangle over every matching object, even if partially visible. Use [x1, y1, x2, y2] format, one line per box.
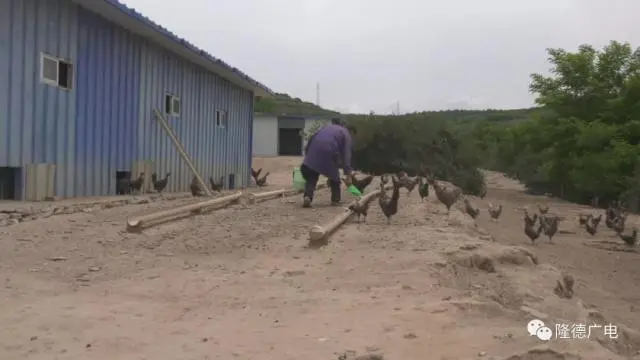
[246, 188, 297, 204]
[308, 186, 389, 244]
[126, 191, 243, 232]
[245, 183, 328, 205]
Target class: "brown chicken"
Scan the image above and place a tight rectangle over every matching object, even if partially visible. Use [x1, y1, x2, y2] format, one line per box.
[585, 216, 599, 236]
[151, 172, 171, 193]
[209, 176, 224, 192]
[612, 218, 626, 234]
[417, 177, 429, 201]
[251, 167, 262, 181]
[619, 228, 638, 246]
[605, 202, 623, 229]
[255, 172, 270, 187]
[379, 174, 390, 187]
[427, 176, 461, 214]
[399, 176, 420, 196]
[540, 216, 560, 243]
[348, 195, 377, 223]
[525, 222, 543, 245]
[130, 172, 145, 193]
[378, 176, 401, 224]
[191, 176, 203, 196]
[488, 203, 503, 222]
[463, 198, 480, 220]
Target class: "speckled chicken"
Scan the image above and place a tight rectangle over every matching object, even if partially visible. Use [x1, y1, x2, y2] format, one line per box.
[619, 228, 637, 246]
[255, 172, 270, 187]
[251, 167, 262, 182]
[585, 215, 600, 236]
[209, 176, 224, 192]
[612, 213, 627, 234]
[427, 176, 461, 214]
[400, 176, 420, 196]
[488, 202, 503, 222]
[348, 195, 377, 223]
[463, 198, 480, 220]
[525, 222, 543, 245]
[540, 215, 560, 243]
[378, 176, 401, 224]
[151, 172, 171, 193]
[191, 176, 203, 196]
[417, 177, 429, 201]
[130, 173, 145, 193]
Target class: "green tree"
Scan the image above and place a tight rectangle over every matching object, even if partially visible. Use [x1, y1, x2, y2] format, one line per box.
[466, 40, 640, 206]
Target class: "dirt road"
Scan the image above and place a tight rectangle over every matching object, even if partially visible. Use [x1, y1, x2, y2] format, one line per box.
[0, 156, 638, 360]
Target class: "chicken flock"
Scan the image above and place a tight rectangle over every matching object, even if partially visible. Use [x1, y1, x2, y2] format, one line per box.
[342, 171, 637, 249]
[114, 166, 272, 197]
[115, 165, 638, 250]
[344, 172, 465, 225]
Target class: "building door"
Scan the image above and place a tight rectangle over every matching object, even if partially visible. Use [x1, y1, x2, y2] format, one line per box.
[278, 128, 303, 156]
[0, 167, 19, 200]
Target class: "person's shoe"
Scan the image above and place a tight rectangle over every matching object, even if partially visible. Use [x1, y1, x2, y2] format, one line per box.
[302, 196, 312, 208]
[330, 200, 343, 206]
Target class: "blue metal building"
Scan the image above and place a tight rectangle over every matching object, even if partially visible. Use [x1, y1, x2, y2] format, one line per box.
[0, 0, 272, 200]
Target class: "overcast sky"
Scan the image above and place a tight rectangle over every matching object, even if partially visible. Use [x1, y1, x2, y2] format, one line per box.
[122, 0, 639, 114]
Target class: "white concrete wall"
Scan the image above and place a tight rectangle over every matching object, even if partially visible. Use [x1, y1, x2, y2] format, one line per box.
[253, 115, 331, 156]
[252, 115, 279, 156]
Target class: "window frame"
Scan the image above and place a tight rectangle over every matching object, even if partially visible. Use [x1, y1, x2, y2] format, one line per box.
[40, 53, 73, 90]
[165, 94, 181, 117]
[216, 110, 228, 128]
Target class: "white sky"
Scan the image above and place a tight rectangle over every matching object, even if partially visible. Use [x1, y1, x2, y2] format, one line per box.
[121, 0, 640, 114]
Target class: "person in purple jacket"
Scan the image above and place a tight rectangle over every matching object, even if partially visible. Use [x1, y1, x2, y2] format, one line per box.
[300, 119, 356, 208]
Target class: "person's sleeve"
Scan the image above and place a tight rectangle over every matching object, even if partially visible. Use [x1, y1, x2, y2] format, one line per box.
[341, 131, 353, 175]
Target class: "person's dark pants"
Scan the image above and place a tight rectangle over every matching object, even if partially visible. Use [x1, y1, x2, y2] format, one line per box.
[300, 164, 341, 203]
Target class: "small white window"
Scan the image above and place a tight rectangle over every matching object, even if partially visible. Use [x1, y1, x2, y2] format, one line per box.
[216, 110, 228, 128]
[165, 94, 181, 116]
[40, 53, 73, 90]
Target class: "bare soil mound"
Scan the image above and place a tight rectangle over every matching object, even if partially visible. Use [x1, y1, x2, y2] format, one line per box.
[0, 162, 638, 359]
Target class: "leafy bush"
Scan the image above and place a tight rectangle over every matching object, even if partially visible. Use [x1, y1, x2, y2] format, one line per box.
[345, 113, 486, 196]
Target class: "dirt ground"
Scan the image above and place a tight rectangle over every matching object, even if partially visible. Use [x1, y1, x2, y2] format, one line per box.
[0, 156, 639, 360]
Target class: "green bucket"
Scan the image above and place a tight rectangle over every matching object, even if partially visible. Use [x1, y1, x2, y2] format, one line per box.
[293, 167, 305, 190]
[347, 184, 363, 197]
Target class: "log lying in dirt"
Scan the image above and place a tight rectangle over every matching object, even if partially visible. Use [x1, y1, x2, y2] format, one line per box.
[245, 188, 300, 204]
[126, 192, 243, 232]
[308, 186, 388, 244]
[244, 183, 328, 205]
[126, 182, 332, 232]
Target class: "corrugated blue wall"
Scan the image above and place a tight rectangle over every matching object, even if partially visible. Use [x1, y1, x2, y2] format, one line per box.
[0, 0, 254, 198]
[0, 0, 78, 198]
[137, 41, 254, 191]
[75, 7, 140, 196]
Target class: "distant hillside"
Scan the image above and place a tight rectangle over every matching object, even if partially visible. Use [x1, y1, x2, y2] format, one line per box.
[255, 93, 340, 117]
[415, 107, 548, 125]
[255, 93, 545, 123]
